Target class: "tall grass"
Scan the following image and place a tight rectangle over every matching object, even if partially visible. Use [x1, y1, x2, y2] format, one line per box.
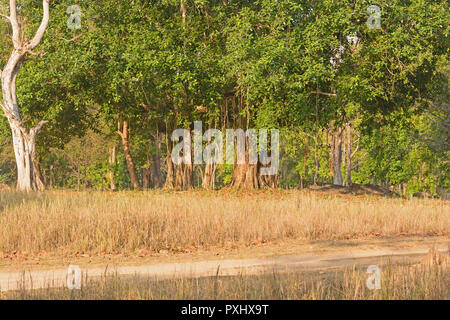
[0, 190, 448, 255]
[4, 262, 448, 300]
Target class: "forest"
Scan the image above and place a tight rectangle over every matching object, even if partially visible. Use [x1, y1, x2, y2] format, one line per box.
[0, 0, 448, 195]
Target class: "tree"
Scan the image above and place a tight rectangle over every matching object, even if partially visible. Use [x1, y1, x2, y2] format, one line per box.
[0, 0, 51, 191]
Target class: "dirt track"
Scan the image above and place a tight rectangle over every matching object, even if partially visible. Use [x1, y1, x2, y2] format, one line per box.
[1, 244, 447, 292]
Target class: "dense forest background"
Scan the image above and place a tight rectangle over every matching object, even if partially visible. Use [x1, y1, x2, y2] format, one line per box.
[0, 0, 448, 195]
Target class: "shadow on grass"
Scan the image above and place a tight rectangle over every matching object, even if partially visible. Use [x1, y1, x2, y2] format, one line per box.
[5, 260, 447, 300]
[0, 191, 47, 211]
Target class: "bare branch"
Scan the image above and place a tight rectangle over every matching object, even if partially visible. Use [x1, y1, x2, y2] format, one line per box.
[0, 104, 28, 137]
[30, 120, 49, 136]
[0, 14, 11, 22]
[117, 119, 124, 138]
[9, 0, 22, 47]
[29, 0, 50, 50]
[350, 144, 360, 159]
[311, 91, 337, 97]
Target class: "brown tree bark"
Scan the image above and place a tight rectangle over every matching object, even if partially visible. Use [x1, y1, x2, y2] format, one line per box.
[164, 127, 176, 189]
[117, 119, 140, 190]
[259, 164, 278, 188]
[231, 137, 279, 189]
[142, 166, 151, 189]
[300, 138, 308, 188]
[49, 165, 55, 188]
[202, 163, 215, 189]
[231, 151, 260, 189]
[150, 130, 162, 188]
[183, 163, 193, 189]
[175, 162, 193, 190]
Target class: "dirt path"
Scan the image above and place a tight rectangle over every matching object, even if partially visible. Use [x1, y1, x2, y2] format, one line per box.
[1, 244, 447, 292]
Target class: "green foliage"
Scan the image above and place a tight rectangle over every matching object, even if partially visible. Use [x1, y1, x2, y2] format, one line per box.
[0, 0, 447, 194]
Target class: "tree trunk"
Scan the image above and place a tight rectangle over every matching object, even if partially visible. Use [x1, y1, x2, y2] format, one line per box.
[142, 167, 151, 189]
[302, 138, 308, 188]
[332, 128, 344, 186]
[109, 144, 116, 191]
[151, 131, 162, 188]
[329, 130, 334, 179]
[49, 165, 55, 188]
[1, 0, 50, 191]
[231, 157, 260, 189]
[175, 162, 184, 188]
[164, 154, 175, 189]
[233, 163, 259, 189]
[117, 119, 140, 190]
[76, 165, 81, 191]
[313, 136, 320, 185]
[202, 163, 215, 189]
[259, 166, 278, 188]
[10, 124, 45, 191]
[345, 123, 352, 186]
[175, 162, 193, 190]
[202, 162, 218, 189]
[164, 130, 176, 189]
[231, 141, 279, 189]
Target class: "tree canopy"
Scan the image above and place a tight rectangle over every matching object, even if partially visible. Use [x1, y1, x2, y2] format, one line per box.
[0, 0, 448, 195]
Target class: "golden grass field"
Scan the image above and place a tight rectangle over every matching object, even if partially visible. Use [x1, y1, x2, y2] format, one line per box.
[4, 262, 448, 300]
[0, 189, 448, 256]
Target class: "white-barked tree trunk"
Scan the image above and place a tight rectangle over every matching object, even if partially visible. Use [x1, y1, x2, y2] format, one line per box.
[0, 0, 50, 191]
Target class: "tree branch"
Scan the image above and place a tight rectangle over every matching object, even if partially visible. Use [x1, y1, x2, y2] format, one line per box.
[30, 120, 49, 136]
[29, 0, 51, 50]
[310, 91, 337, 97]
[0, 14, 11, 22]
[0, 103, 28, 137]
[350, 144, 360, 159]
[9, 0, 22, 48]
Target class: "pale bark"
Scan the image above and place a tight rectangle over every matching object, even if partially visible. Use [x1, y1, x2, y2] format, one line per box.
[109, 144, 116, 191]
[0, 0, 51, 191]
[180, 0, 187, 26]
[345, 123, 352, 186]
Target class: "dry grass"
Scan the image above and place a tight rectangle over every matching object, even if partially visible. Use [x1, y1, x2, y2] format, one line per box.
[0, 190, 448, 255]
[4, 262, 448, 300]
